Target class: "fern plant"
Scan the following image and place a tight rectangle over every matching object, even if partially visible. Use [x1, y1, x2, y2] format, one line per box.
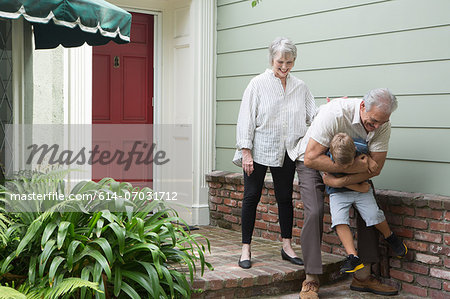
[0, 169, 212, 298]
[0, 284, 26, 299]
[0, 206, 9, 248]
[1, 278, 101, 299]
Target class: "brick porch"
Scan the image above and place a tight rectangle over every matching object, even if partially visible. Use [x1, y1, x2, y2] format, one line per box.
[205, 170, 450, 298]
[190, 226, 423, 298]
[190, 226, 344, 298]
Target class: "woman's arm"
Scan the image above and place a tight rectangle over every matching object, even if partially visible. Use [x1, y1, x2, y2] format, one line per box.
[236, 84, 258, 151]
[236, 83, 258, 176]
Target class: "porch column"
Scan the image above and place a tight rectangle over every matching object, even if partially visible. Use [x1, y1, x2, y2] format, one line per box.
[64, 45, 93, 184]
[192, 0, 216, 225]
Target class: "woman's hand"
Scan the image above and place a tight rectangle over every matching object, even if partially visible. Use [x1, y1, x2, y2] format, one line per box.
[242, 149, 254, 176]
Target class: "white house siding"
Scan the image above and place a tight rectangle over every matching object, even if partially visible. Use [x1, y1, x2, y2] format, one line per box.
[215, 0, 450, 196]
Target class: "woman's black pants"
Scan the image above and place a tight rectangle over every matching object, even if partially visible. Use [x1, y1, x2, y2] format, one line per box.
[241, 153, 296, 244]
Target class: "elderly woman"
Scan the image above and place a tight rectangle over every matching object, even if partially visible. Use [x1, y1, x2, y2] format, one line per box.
[233, 37, 316, 269]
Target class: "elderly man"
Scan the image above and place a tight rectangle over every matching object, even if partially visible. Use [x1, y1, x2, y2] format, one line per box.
[295, 88, 399, 298]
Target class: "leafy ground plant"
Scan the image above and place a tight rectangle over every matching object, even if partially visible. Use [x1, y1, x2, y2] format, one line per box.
[0, 169, 212, 298]
[1, 278, 101, 299]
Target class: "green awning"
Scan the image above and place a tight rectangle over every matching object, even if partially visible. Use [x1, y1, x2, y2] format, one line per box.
[0, 0, 131, 49]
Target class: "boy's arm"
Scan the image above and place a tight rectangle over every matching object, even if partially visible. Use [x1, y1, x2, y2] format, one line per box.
[322, 173, 371, 192]
[344, 182, 371, 193]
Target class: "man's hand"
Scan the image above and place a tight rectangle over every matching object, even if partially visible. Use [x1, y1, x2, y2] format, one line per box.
[353, 154, 379, 174]
[326, 96, 348, 103]
[341, 154, 369, 173]
[242, 149, 254, 176]
[367, 155, 379, 174]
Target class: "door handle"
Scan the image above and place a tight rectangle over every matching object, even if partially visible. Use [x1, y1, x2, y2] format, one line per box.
[113, 56, 120, 68]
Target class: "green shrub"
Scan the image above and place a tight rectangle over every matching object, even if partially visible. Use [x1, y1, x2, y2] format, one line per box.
[0, 169, 212, 298]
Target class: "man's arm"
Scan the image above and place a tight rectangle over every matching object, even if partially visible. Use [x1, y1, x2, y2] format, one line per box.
[304, 138, 370, 173]
[323, 151, 387, 188]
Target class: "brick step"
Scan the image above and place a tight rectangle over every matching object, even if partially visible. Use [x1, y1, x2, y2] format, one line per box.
[190, 226, 345, 298]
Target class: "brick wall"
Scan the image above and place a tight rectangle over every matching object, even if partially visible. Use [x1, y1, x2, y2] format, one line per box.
[206, 170, 450, 298]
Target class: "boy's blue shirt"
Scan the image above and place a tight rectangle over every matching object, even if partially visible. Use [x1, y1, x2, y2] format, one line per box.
[326, 138, 369, 194]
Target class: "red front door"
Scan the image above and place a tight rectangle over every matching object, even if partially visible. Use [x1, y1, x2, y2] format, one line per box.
[92, 13, 154, 186]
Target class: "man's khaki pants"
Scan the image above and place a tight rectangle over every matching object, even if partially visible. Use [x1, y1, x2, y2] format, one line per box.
[296, 161, 380, 274]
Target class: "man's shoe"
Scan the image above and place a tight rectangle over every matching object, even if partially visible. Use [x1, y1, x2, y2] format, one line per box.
[238, 254, 251, 269]
[350, 275, 398, 296]
[281, 248, 304, 265]
[385, 232, 408, 258]
[299, 279, 319, 299]
[340, 254, 364, 273]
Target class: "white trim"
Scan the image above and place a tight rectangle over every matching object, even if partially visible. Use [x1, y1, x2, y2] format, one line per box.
[0, 5, 130, 42]
[153, 12, 163, 127]
[191, 0, 216, 225]
[11, 18, 25, 172]
[153, 12, 163, 194]
[120, 7, 162, 15]
[12, 19, 24, 125]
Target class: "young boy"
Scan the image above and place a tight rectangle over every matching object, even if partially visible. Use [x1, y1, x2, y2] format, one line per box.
[324, 133, 407, 273]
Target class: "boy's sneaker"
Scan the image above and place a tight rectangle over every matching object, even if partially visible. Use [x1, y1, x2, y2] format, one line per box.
[385, 232, 408, 258]
[340, 254, 364, 273]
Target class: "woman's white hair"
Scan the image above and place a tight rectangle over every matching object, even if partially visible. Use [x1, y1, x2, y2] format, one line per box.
[363, 88, 398, 114]
[268, 37, 297, 65]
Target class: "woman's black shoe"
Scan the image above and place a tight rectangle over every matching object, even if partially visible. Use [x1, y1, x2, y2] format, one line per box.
[281, 248, 304, 265]
[238, 255, 251, 269]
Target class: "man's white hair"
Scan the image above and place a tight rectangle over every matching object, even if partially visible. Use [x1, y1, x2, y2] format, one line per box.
[363, 88, 398, 114]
